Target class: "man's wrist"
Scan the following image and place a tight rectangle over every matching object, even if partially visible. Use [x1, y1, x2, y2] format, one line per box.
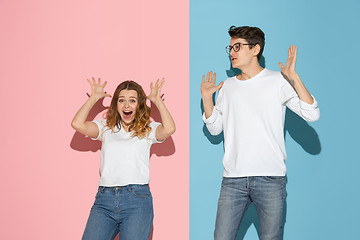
[202, 94, 213, 102]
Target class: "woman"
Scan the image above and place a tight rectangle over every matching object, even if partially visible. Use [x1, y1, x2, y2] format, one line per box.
[71, 77, 175, 240]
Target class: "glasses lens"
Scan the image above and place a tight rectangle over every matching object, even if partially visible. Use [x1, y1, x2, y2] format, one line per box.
[225, 46, 230, 54]
[233, 43, 240, 52]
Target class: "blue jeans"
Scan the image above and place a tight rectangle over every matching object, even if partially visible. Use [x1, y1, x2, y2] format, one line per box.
[214, 176, 286, 240]
[82, 185, 153, 240]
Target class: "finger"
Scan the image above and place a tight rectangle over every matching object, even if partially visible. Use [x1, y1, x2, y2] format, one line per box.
[150, 82, 154, 89]
[291, 45, 296, 57]
[98, 77, 101, 85]
[206, 72, 210, 82]
[208, 71, 212, 82]
[213, 73, 216, 83]
[102, 81, 107, 88]
[105, 93, 112, 98]
[278, 62, 284, 70]
[216, 81, 224, 90]
[87, 79, 92, 86]
[92, 77, 96, 84]
[209, 71, 213, 82]
[202, 75, 205, 83]
[159, 78, 165, 90]
[155, 78, 160, 87]
[288, 47, 291, 58]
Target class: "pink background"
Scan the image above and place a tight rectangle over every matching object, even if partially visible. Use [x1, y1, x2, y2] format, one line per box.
[0, 1, 188, 239]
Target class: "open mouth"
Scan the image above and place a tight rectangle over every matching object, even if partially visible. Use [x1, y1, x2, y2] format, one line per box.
[123, 111, 133, 119]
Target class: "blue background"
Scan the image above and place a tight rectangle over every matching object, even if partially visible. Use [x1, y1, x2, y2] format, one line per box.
[190, 0, 360, 239]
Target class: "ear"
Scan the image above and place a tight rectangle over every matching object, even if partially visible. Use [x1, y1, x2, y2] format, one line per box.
[253, 44, 261, 57]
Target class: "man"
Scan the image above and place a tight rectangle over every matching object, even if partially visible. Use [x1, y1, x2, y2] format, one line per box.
[201, 26, 320, 240]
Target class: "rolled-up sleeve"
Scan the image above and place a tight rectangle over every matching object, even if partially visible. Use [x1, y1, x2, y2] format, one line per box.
[202, 88, 224, 135]
[281, 79, 320, 122]
[148, 122, 166, 144]
[90, 119, 106, 140]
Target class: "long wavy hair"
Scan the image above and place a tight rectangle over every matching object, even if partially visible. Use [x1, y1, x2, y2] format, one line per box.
[105, 80, 151, 138]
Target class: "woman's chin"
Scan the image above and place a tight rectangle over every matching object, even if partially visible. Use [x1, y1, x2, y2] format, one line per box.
[121, 118, 134, 126]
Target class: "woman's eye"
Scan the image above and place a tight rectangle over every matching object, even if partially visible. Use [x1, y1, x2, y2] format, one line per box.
[119, 99, 124, 102]
[131, 100, 136, 103]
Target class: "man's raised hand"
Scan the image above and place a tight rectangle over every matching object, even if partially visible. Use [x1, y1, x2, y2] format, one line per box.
[201, 71, 223, 97]
[279, 45, 299, 83]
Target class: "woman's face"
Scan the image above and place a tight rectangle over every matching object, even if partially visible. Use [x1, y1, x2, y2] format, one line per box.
[117, 89, 138, 127]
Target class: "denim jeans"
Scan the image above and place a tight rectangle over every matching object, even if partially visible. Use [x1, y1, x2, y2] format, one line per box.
[214, 176, 286, 240]
[82, 184, 153, 240]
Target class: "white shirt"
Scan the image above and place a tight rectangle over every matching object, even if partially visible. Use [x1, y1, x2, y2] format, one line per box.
[203, 69, 320, 177]
[92, 120, 162, 186]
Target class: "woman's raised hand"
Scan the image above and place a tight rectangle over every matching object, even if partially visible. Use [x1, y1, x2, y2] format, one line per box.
[201, 71, 223, 97]
[87, 77, 112, 100]
[147, 78, 176, 141]
[147, 78, 165, 103]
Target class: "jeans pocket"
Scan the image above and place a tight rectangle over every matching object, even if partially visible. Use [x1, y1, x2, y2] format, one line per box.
[129, 186, 151, 198]
[95, 186, 105, 199]
[263, 176, 286, 182]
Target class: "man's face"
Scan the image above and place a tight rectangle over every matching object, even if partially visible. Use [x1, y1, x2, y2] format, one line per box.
[229, 37, 256, 69]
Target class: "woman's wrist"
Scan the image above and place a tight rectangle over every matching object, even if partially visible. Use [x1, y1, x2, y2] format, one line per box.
[89, 95, 102, 102]
[150, 97, 163, 106]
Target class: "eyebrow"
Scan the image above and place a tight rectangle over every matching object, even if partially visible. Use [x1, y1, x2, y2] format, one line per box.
[118, 96, 138, 99]
[232, 41, 248, 44]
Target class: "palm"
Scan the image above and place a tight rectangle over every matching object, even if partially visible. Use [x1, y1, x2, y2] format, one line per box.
[147, 78, 164, 102]
[87, 77, 111, 99]
[201, 71, 223, 96]
[279, 45, 298, 80]
[201, 81, 217, 95]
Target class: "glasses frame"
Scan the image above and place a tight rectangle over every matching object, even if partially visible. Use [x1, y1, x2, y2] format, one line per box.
[225, 43, 256, 54]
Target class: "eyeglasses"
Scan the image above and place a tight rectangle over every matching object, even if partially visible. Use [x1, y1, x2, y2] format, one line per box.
[225, 42, 256, 54]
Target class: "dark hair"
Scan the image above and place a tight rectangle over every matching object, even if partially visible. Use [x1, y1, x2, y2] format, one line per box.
[228, 26, 265, 61]
[105, 80, 151, 138]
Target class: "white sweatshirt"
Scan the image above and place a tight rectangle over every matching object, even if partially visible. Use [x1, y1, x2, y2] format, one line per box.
[203, 69, 320, 177]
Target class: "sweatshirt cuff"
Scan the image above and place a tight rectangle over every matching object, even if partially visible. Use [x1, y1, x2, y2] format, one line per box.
[203, 109, 218, 124]
[300, 95, 318, 110]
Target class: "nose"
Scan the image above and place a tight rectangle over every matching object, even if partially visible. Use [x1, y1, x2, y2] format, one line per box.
[124, 101, 129, 108]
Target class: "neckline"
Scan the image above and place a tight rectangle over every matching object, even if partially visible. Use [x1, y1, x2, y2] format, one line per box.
[119, 121, 132, 133]
[235, 68, 266, 82]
